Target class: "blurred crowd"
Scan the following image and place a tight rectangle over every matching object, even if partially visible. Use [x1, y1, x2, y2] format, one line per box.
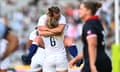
[0, 0, 116, 69]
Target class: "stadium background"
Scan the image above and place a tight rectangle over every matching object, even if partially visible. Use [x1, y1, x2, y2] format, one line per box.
[0, 0, 119, 72]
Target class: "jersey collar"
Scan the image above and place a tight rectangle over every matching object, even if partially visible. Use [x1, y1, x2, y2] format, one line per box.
[86, 16, 99, 21]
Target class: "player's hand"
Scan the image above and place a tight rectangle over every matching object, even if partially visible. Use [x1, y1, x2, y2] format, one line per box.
[69, 59, 76, 68]
[90, 65, 98, 72]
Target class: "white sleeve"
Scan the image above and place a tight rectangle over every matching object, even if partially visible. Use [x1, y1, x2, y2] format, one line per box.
[29, 30, 37, 40]
[64, 24, 68, 36]
[58, 15, 66, 25]
[37, 15, 47, 26]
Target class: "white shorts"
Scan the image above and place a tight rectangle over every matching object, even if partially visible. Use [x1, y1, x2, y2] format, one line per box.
[0, 39, 10, 70]
[30, 48, 45, 72]
[43, 54, 68, 72]
[0, 57, 10, 70]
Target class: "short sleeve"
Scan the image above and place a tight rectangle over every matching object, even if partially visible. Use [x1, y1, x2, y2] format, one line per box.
[58, 15, 66, 25]
[37, 14, 47, 26]
[64, 24, 68, 36]
[85, 24, 97, 39]
[29, 30, 37, 40]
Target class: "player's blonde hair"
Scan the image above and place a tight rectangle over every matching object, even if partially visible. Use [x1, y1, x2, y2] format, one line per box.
[46, 6, 60, 28]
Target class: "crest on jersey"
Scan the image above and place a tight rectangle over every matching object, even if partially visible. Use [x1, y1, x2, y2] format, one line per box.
[87, 30, 92, 35]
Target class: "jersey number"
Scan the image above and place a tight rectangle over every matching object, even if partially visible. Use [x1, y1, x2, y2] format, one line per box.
[50, 36, 56, 46]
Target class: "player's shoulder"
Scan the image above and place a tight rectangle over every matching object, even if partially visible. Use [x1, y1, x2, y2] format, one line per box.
[39, 14, 47, 20]
[86, 19, 100, 26]
[84, 20, 97, 28]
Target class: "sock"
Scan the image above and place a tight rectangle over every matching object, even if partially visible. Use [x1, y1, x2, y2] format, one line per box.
[21, 43, 38, 65]
[28, 44, 38, 58]
[67, 45, 78, 57]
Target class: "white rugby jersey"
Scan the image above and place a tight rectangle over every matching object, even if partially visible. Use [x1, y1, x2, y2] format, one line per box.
[42, 34, 66, 55]
[37, 14, 67, 55]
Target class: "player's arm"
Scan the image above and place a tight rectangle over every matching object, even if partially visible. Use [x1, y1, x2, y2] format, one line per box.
[86, 24, 98, 71]
[38, 15, 66, 36]
[38, 30, 55, 37]
[38, 24, 65, 35]
[87, 35, 97, 70]
[48, 24, 65, 34]
[38, 25, 65, 36]
[1, 32, 18, 60]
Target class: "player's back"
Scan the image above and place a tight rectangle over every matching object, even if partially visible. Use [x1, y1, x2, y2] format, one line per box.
[42, 33, 66, 55]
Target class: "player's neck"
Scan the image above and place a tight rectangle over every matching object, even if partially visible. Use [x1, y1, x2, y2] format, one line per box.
[84, 15, 92, 22]
[81, 15, 91, 24]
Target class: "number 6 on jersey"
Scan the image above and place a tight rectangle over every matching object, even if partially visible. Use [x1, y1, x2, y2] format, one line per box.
[50, 36, 56, 46]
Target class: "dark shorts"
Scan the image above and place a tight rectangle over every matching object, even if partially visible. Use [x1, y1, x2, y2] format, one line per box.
[82, 57, 112, 72]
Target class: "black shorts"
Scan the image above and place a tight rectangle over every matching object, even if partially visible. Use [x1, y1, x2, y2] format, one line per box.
[82, 57, 112, 72]
[96, 57, 112, 72]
